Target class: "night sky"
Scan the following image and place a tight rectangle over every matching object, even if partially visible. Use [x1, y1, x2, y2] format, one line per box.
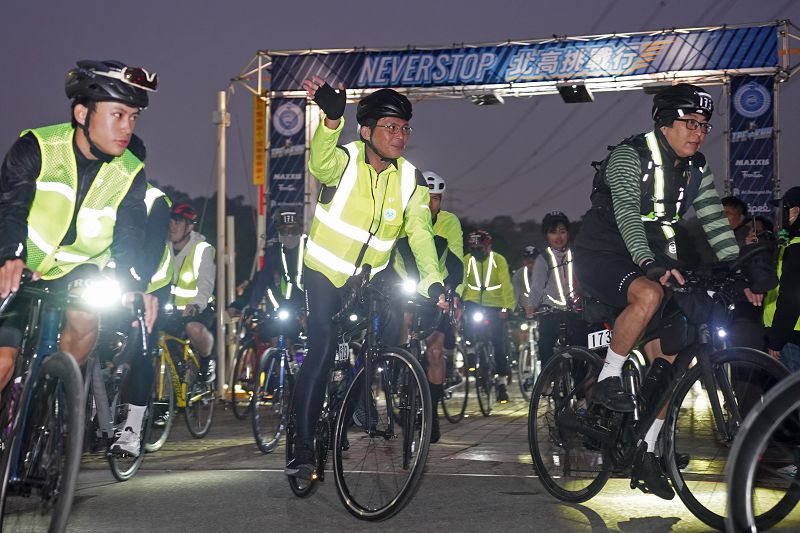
[2, 0, 798, 223]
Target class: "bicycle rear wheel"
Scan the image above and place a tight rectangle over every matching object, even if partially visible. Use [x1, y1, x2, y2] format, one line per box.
[726, 372, 800, 532]
[251, 349, 288, 454]
[108, 364, 150, 481]
[145, 353, 175, 452]
[285, 414, 321, 498]
[518, 345, 537, 402]
[231, 339, 258, 420]
[184, 358, 215, 438]
[528, 346, 611, 503]
[475, 343, 495, 417]
[665, 347, 790, 530]
[441, 347, 468, 423]
[333, 348, 431, 521]
[0, 351, 84, 533]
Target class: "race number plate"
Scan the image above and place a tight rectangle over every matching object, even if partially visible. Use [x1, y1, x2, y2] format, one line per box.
[336, 342, 350, 362]
[587, 328, 612, 349]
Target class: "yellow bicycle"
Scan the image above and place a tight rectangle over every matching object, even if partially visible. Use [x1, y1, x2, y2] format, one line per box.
[145, 325, 216, 452]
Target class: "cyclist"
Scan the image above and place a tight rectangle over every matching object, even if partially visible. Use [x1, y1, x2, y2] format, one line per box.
[288, 76, 445, 479]
[393, 170, 464, 443]
[721, 195, 751, 247]
[111, 183, 172, 456]
[764, 186, 800, 372]
[512, 245, 538, 317]
[167, 203, 216, 382]
[573, 83, 754, 499]
[461, 230, 516, 403]
[528, 211, 586, 365]
[0, 59, 158, 393]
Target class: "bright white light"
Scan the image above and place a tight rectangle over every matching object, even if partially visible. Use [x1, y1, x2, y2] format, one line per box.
[472, 311, 484, 323]
[349, 314, 358, 322]
[520, 322, 529, 331]
[278, 309, 290, 320]
[164, 303, 175, 312]
[717, 329, 727, 338]
[81, 279, 122, 308]
[402, 279, 417, 294]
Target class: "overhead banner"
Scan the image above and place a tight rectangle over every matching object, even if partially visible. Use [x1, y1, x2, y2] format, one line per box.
[729, 75, 775, 215]
[268, 97, 306, 242]
[270, 25, 779, 91]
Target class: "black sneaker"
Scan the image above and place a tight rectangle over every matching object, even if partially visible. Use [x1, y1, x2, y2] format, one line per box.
[661, 452, 691, 471]
[593, 376, 635, 412]
[631, 445, 675, 500]
[285, 444, 315, 480]
[430, 416, 441, 444]
[199, 359, 216, 384]
[496, 383, 510, 403]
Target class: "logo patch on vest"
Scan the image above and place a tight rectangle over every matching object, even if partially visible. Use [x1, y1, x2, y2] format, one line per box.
[384, 208, 397, 221]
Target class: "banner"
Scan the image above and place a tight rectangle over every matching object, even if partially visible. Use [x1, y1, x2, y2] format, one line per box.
[267, 98, 306, 242]
[729, 76, 775, 215]
[271, 25, 778, 91]
[252, 96, 266, 185]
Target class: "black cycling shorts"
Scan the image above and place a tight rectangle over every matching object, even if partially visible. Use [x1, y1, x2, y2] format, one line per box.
[573, 250, 642, 310]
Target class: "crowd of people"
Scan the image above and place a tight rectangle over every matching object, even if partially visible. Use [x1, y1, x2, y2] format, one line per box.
[0, 60, 798, 507]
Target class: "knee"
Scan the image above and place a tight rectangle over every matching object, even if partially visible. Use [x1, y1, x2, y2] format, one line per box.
[0, 348, 16, 376]
[629, 279, 663, 317]
[65, 309, 98, 338]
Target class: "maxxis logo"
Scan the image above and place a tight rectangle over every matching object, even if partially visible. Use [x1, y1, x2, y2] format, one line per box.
[273, 102, 304, 137]
[733, 82, 771, 119]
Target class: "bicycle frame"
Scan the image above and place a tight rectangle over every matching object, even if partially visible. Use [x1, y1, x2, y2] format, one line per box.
[154, 332, 198, 410]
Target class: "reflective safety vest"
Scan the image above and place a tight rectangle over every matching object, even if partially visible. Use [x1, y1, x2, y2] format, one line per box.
[144, 185, 173, 294]
[462, 251, 515, 309]
[763, 236, 800, 330]
[21, 123, 143, 280]
[305, 142, 419, 287]
[544, 248, 575, 308]
[266, 236, 306, 309]
[522, 265, 532, 298]
[171, 241, 215, 309]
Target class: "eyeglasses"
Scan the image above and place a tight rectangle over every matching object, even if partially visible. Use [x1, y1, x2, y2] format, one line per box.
[96, 66, 159, 92]
[376, 123, 412, 136]
[674, 118, 712, 134]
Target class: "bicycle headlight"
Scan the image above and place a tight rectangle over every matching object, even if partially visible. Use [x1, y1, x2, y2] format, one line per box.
[402, 279, 417, 294]
[717, 328, 727, 338]
[520, 322, 529, 331]
[277, 309, 290, 321]
[472, 311, 484, 323]
[349, 314, 358, 322]
[81, 279, 122, 308]
[164, 303, 175, 313]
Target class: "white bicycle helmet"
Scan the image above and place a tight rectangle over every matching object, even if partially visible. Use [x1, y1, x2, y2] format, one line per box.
[424, 171, 446, 194]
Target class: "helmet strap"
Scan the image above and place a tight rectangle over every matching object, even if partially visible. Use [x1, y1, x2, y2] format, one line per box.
[364, 127, 395, 164]
[81, 107, 115, 163]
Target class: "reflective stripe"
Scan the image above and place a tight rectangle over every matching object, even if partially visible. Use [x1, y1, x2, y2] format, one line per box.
[313, 203, 395, 252]
[145, 187, 165, 212]
[267, 288, 280, 309]
[55, 250, 91, 262]
[645, 131, 666, 220]
[172, 286, 197, 298]
[467, 252, 501, 292]
[295, 236, 305, 288]
[193, 242, 211, 278]
[37, 181, 75, 201]
[27, 227, 55, 254]
[306, 238, 359, 276]
[151, 252, 170, 281]
[523, 265, 531, 297]
[400, 161, 416, 213]
[545, 248, 574, 307]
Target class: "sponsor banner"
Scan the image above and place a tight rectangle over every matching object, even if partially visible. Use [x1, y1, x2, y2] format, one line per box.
[252, 96, 267, 185]
[729, 76, 775, 214]
[271, 25, 778, 91]
[268, 98, 306, 242]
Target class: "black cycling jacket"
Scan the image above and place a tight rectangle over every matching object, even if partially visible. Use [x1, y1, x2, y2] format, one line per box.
[0, 130, 147, 291]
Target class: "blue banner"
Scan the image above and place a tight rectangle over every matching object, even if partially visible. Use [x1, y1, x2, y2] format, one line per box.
[271, 25, 778, 91]
[268, 98, 306, 242]
[729, 76, 775, 215]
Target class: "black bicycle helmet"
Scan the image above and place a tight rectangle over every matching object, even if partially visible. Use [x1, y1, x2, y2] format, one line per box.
[652, 83, 713, 125]
[65, 60, 157, 109]
[356, 89, 412, 126]
[542, 211, 570, 234]
[521, 245, 539, 259]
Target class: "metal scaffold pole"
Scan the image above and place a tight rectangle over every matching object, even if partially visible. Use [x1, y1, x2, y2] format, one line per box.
[213, 90, 230, 399]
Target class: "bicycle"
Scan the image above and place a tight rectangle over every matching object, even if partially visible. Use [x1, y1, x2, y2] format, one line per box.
[83, 293, 152, 481]
[516, 312, 539, 402]
[463, 304, 498, 416]
[0, 273, 86, 532]
[440, 337, 469, 424]
[286, 265, 432, 521]
[145, 310, 215, 452]
[251, 306, 304, 454]
[228, 307, 268, 420]
[528, 251, 789, 531]
[726, 371, 800, 532]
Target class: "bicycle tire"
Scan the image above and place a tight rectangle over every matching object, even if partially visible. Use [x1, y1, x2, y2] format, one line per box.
[726, 372, 800, 532]
[333, 347, 431, 521]
[231, 339, 257, 420]
[664, 347, 789, 530]
[184, 357, 215, 438]
[108, 364, 151, 482]
[441, 348, 469, 424]
[145, 353, 175, 452]
[251, 349, 288, 454]
[0, 351, 84, 533]
[285, 414, 320, 498]
[518, 345, 536, 402]
[475, 343, 494, 417]
[528, 345, 611, 503]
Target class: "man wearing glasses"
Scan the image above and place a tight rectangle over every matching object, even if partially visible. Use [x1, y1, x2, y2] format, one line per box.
[286, 76, 444, 480]
[573, 84, 745, 499]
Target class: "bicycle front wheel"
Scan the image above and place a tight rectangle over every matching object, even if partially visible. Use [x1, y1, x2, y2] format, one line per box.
[333, 347, 431, 521]
[475, 343, 495, 417]
[108, 366, 149, 481]
[0, 351, 84, 533]
[184, 358, 215, 438]
[665, 347, 790, 530]
[251, 349, 288, 454]
[441, 347, 468, 423]
[145, 353, 175, 452]
[518, 345, 537, 402]
[528, 346, 611, 503]
[231, 339, 258, 420]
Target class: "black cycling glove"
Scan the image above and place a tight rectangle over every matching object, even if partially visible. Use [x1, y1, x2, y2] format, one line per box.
[314, 83, 346, 121]
[641, 259, 668, 282]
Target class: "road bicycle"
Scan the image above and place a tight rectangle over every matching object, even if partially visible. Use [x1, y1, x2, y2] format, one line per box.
[228, 307, 268, 420]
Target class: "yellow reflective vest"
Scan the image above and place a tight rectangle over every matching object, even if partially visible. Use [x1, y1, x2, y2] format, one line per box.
[144, 185, 173, 294]
[461, 251, 515, 309]
[21, 123, 142, 280]
[304, 118, 442, 296]
[764, 236, 800, 330]
[171, 240, 215, 310]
